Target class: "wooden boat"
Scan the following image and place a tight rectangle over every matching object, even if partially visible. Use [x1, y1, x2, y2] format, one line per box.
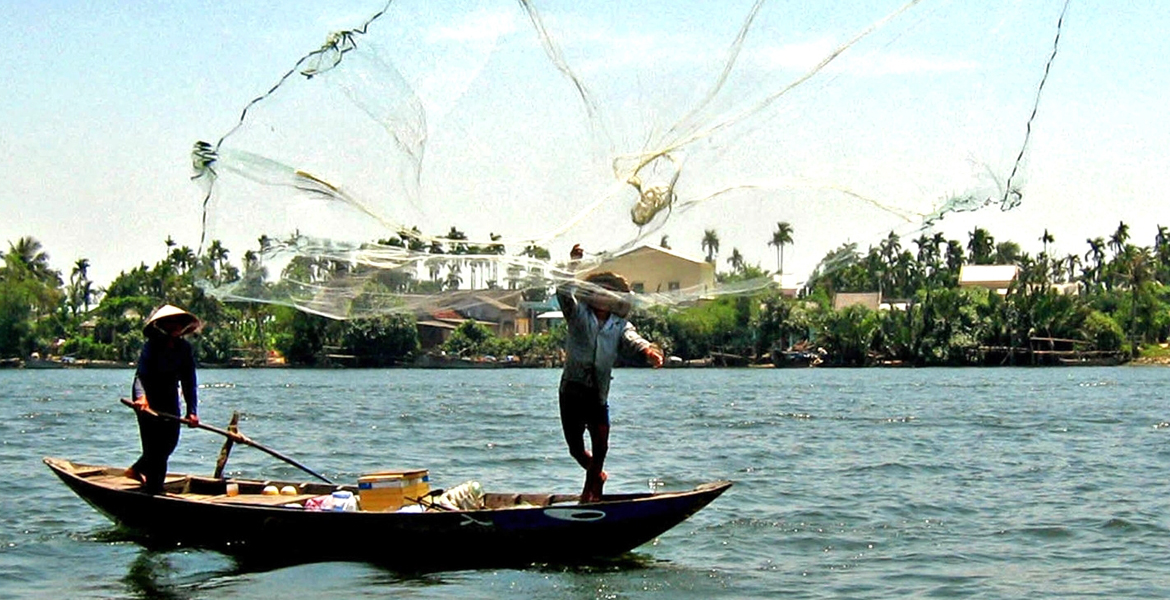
[709, 351, 750, 367]
[770, 349, 822, 368]
[45, 457, 731, 568]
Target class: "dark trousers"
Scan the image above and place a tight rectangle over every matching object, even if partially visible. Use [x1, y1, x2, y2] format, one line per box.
[132, 411, 180, 494]
[558, 380, 609, 471]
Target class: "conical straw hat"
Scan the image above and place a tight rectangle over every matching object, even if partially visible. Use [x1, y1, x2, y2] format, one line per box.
[143, 304, 202, 335]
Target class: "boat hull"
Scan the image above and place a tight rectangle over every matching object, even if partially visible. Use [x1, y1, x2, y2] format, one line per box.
[45, 457, 730, 567]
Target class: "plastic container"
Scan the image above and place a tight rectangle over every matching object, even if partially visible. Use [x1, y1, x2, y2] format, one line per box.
[358, 469, 430, 512]
[331, 490, 358, 512]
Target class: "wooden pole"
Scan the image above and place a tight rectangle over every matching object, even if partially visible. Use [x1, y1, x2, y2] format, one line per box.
[213, 411, 240, 479]
[121, 399, 333, 484]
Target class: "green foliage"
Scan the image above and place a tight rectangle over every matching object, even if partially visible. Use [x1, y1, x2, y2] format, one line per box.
[196, 322, 241, 365]
[442, 320, 495, 356]
[272, 310, 331, 366]
[1082, 310, 1123, 351]
[0, 279, 35, 358]
[7, 216, 1170, 369]
[338, 315, 419, 366]
[660, 297, 751, 359]
[817, 304, 881, 366]
[60, 336, 116, 361]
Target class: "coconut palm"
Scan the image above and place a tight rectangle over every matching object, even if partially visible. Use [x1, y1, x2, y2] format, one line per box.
[995, 241, 1022, 265]
[1039, 229, 1055, 258]
[68, 258, 94, 317]
[967, 227, 994, 265]
[727, 248, 745, 274]
[5, 237, 60, 285]
[768, 222, 794, 275]
[701, 229, 720, 263]
[1109, 221, 1129, 257]
[1061, 253, 1080, 285]
[1114, 243, 1153, 344]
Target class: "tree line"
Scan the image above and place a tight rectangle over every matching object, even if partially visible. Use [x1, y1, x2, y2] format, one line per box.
[1, 218, 1167, 368]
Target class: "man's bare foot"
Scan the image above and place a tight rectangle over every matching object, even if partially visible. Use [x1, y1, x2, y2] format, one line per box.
[580, 471, 607, 503]
[123, 467, 145, 483]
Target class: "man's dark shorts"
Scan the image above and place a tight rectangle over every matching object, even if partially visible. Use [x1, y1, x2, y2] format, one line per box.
[559, 379, 610, 431]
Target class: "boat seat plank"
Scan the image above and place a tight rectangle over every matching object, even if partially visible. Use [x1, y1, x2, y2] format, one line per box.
[87, 473, 187, 491]
[204, 493, 320, 506]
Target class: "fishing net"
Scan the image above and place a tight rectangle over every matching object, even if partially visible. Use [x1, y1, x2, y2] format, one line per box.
[193, 0, 1071, 319]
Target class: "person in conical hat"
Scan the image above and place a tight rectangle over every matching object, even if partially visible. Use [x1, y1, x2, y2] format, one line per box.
[557, 245, 664, 503]
[125, 304, 201, 494]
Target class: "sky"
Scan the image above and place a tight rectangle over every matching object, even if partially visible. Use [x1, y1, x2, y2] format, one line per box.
[4, 0, 1169, 290]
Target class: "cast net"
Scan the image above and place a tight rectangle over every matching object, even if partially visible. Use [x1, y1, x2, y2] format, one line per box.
[193, 0, 1071, 318]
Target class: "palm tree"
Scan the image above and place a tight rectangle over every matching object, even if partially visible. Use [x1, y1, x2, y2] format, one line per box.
[1084, 237, 1106, 290]
[1039, 229, 1055, 258]
[877, 232, 902, 295]
[1109, 221, 1130, 257]
[203, 239, 231, 286]
[943, 240, 965, 284]
[1114, 243, 1153, 344]
[1062, 253, 1080, 285]
[701, 229, 720, 264]
[913, 234, 932, 264]
[443, 262, 463, 290]
[995, 241, 1022, 265]
[68, 258, 94, 317]
[5, 237, 59, 285]
[769, 222, 794, 275]
[1153, 226, 1170, 284]
[727, 248, 744, 274]
[521, 244, 550, 260]
[486, 233, 505, 288]
[912, 234, 934, 289]
[168, 245, 197, 274]
[967, 227, 994, 265]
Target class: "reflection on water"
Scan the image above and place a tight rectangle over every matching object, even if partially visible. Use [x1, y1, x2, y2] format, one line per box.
[116, 535, 664, 599]
[122, 550, 200, 600]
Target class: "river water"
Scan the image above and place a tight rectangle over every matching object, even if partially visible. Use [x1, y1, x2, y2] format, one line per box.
[3, 366, 1170, 599]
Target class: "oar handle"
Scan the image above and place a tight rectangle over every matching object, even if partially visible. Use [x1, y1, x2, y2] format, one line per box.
[120, 398, 334, 484]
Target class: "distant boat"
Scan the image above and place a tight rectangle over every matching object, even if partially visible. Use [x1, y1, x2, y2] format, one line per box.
[411, 353, 531, 368]
[770, 349, 822, 368]
[24, 358, 67, 369]
[45, 457, 731, 568]
[1056, 353, 1125, 367]
[709, 351, 750, 367]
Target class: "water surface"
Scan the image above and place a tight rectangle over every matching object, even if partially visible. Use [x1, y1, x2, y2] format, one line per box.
[3, 366, 1170, 598]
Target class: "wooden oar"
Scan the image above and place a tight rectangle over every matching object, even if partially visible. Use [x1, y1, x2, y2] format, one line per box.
[121, 398, 334, 484]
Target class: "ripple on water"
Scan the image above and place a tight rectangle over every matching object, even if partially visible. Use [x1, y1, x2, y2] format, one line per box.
[9, 367, 1170, 599]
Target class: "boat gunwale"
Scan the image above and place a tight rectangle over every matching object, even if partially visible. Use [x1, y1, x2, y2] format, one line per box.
[44, 456, 732, 515]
